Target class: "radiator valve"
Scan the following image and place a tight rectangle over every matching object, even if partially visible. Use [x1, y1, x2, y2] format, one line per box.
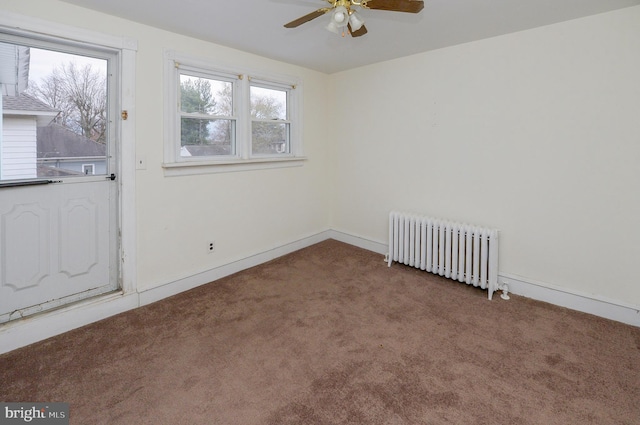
[500, 283, 510, 300]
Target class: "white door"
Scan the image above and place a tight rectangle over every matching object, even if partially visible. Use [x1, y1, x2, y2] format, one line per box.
[0, 37, 119, 323]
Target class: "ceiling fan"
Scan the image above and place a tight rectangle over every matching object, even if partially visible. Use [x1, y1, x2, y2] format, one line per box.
[284, 0, 425, 37]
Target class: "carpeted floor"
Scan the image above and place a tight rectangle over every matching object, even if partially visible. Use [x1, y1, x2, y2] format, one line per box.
[1, 239, 639, 424]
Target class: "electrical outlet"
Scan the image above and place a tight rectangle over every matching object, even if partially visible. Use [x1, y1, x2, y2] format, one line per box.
[207, 241, 215, 253]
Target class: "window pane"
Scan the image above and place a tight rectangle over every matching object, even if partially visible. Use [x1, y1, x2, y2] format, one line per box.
[250, 86, 286, 120]
[180, 74, 232, 116]
[180, 118, 234, 157]
[1, 44, 108, 180]
[252, 122, 288, 155]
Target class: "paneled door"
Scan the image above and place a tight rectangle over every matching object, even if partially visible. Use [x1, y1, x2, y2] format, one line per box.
[0, 37, 119, 323]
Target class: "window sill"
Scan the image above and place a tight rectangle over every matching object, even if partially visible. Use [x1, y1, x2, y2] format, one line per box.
[162, 156, 307, 176]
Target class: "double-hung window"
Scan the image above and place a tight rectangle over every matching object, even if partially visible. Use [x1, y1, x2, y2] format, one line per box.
[179, 70, 237, 158]
[164, 51, 304, 175]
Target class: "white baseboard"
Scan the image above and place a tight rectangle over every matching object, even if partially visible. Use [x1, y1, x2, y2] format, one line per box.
[3, 230, 638, 354]
[0, 231, 333, 355]
[138, 231, 332, 306]
[499, 274, 640, 327]
[344, 231, 640, 328]
[327, 230, 387, 254]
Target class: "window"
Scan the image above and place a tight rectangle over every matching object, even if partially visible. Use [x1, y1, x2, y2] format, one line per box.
[250, 83, 290, 156]
[163, 51, 304, 175]
[82, 164, 95, 175]
[179, 71, 236, 158]
[0, 39, 111, 181]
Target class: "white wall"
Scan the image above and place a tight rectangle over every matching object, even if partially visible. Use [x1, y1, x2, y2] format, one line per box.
[329, 7, 640, 308]
[0, 0, 332, 293]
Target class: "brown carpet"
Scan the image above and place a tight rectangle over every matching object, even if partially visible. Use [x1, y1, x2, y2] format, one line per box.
[1, 240, 639, 424]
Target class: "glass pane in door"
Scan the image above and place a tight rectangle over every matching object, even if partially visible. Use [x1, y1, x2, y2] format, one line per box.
[1, 43, 108, 181]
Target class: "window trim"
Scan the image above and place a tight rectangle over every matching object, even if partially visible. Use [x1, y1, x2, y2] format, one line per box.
[163, 50, 305, 176]
[177, 65, 239, 160]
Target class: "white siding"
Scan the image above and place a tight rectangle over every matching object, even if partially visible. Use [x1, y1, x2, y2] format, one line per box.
[1, 116, 37, 180]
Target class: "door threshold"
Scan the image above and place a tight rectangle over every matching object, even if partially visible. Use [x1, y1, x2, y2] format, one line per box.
[1, 287, 123, 325]
[0, 291, 139, 354]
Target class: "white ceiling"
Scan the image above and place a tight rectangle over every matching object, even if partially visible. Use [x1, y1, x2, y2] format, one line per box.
[60, 0, 640, 74]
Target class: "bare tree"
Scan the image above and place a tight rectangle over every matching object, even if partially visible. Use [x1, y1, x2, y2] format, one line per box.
[250, 90, 287, 154]
[27, 70, 74, 128]
[28, 62, 107, 143]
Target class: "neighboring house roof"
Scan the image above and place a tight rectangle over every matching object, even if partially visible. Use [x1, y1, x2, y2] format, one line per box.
[181, 144, 232, 156]
[37, 124, 106, 159]
[2, 93, 59, 125]
[37, 164, 84, 177]
[2, 93, 55, 112]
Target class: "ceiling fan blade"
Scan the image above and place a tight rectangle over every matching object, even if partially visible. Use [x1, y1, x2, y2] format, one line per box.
[349, 24, 368, 37]
[284, 8, 329, 28]
[364, 0, 424, 13]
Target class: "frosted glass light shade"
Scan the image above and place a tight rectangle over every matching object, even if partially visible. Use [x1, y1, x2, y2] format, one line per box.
[349, 11, 364, 32]
[326, 20, 341, 34]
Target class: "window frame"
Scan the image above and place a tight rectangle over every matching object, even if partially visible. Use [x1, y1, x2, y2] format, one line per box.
[0, 32, 117, 182]
[177, 65, 240, 160]
[163, 50, 305, 176]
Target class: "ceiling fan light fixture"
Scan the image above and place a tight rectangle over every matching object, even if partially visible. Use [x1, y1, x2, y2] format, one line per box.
[284, 0, 424, 38]
[348, 11, 365, 32]
[331, 6, 349, 27]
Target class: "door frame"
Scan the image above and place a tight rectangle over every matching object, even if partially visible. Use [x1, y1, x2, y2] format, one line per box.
[0, 11, 138, 354]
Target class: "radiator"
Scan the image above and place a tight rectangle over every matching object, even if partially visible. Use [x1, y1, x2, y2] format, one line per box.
[387, 211, 499, 300]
